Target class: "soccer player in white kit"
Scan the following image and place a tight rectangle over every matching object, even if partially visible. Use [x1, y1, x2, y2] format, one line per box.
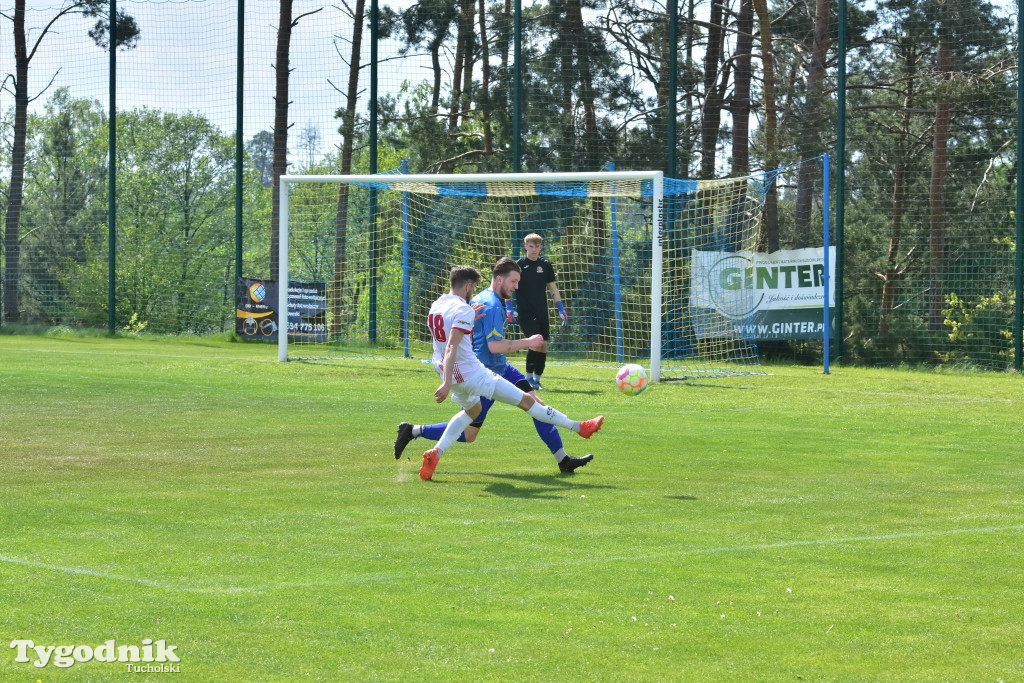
[420, 265, 604, 481]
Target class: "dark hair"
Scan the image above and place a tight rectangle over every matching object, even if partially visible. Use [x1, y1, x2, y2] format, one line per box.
[450, 265, 482, 290]
[492, 256, 521, 278]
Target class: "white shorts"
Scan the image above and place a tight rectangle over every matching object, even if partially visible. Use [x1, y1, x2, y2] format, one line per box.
[436, 362, 525, 411]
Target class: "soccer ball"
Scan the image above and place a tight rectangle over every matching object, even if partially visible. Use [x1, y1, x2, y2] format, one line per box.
[616, 363, 648, 396]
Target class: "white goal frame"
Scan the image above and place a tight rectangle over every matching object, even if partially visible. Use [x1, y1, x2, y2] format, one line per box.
[278, 171, 666, 379]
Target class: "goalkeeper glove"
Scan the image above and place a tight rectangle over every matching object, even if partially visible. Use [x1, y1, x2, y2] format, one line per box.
[505, 301, 517, 325]
[556, 301, 568, 327]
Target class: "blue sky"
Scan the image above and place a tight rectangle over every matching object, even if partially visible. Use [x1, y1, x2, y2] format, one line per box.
[3, 0, 429, 166]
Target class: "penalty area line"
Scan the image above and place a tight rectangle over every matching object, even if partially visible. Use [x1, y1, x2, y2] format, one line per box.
[3, 524, 1021, 595]
[609, 523, 1024, 564]
[0, 555, 252, 594]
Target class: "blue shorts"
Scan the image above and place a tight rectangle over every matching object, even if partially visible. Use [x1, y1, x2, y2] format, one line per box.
[471, 364, 532, 427]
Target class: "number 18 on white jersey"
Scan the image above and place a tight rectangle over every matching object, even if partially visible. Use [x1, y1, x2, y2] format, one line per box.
[427, 293, 480, 380]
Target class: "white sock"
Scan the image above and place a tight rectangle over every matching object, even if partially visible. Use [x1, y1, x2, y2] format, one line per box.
[526, 402, 578, 431]
[412, 425, 422, 437]
[437, 411, 474, 454]
[553, 447, 567, 463]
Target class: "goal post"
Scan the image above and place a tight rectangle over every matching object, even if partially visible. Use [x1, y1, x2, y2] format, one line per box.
[278, 170, 766, 380]
[650, 172, 663, 382]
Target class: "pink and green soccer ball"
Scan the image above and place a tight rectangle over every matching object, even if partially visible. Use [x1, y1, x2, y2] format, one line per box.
[615, 363, 648, 396]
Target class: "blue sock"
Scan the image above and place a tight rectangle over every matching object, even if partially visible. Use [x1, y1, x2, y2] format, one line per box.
[533, 418, 563, 454]
[421, 422, 467, 443]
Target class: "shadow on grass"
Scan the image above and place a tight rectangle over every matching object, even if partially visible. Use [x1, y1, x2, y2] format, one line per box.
[483, 483, 562, 499]
[670, 381, 759, 390]
[441, 471, 618, 499]
[531, 388, 604, 396]
[665, 494, 698, 501]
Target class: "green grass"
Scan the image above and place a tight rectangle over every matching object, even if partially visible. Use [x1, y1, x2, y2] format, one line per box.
[1, 334, 1022, 681]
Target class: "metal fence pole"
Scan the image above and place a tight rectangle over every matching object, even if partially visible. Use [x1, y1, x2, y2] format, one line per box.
[107, 0, 117, 334]
[513, 0, 522, 173]
[235, 0, 244, 297]
[1015, 0, 1023, 371]
[667, 0, 677, 178]
[822, 153, 831, 374]
[369, 0, 379, 342]
[833, 0, 847, 362]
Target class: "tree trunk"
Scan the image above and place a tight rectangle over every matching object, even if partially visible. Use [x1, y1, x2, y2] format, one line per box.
[752, 0, 779, 251]
[429, 41, 443, 114]
[3, 0, 28, 323]
[478, 0, 493, 154]
[333, 0, 366, 336]
[448, 0, 475, 130]
[500, 0, 511, 86]
[270, 0, 293, 280]
[699, 0, 726, 179]
[460, 0, 475, 128]
[731, 0, 753, 176]
[794, 0, 830, 246]
[878, 163, 907, 338]
[879, 71, 917, 338]
[566, 0, 600, 171]
[929, 37, 953, 333]
[680, 0, 696, 177]
[655, 15, 669, 171]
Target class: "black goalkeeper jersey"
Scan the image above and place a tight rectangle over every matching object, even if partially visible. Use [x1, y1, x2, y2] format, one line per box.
[515, 256, 556, 317]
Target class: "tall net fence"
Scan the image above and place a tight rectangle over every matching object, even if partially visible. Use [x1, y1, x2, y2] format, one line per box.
[2, 1, 242, 334]
[841, 0, 1019, 370]
[1, 0, 1021, 371]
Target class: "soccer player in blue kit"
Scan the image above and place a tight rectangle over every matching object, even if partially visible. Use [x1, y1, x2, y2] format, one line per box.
[394, 257, 595, 474]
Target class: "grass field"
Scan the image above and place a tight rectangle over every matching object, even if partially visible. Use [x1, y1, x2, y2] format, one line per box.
[1, 334, 1022, 681]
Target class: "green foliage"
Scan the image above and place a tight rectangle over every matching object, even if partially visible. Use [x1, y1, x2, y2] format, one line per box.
[839, 0, 1016, 370]
[106, 109, 235, 333]
[942, 291, 1014, 366]
[121, 311, 149, 336]
[81, 0, 141, 50]
[12, 93, 269, 335]
[18, 89, 108, 325]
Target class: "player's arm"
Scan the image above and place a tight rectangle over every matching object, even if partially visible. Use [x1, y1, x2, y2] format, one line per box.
[549, 282, 568, 326]
[435, 327, 466, 403]
[548, 281, 562, 303]
[483, 303, 540, 353]
[488, 334, 544, 355]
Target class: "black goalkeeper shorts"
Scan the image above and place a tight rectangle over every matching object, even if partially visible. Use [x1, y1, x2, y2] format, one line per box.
[518, 313, 550, 341]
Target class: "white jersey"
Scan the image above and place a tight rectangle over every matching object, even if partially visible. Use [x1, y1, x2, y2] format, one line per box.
[428, 292, 485, 383]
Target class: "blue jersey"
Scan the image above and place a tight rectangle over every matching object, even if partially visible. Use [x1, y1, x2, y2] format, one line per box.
[471, 287, 510, 374]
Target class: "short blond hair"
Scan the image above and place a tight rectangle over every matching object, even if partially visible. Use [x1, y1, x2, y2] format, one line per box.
[524, 233, 543, 246]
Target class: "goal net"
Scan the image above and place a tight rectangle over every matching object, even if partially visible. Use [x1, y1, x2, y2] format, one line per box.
[278, 171, 774, 380]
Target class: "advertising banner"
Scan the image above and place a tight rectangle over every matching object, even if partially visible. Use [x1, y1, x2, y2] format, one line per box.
[236, 279, 327, 343]
[236, 278, 279, 339]
[286, 281, 328, 343]
[689, 247, 836, 341]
